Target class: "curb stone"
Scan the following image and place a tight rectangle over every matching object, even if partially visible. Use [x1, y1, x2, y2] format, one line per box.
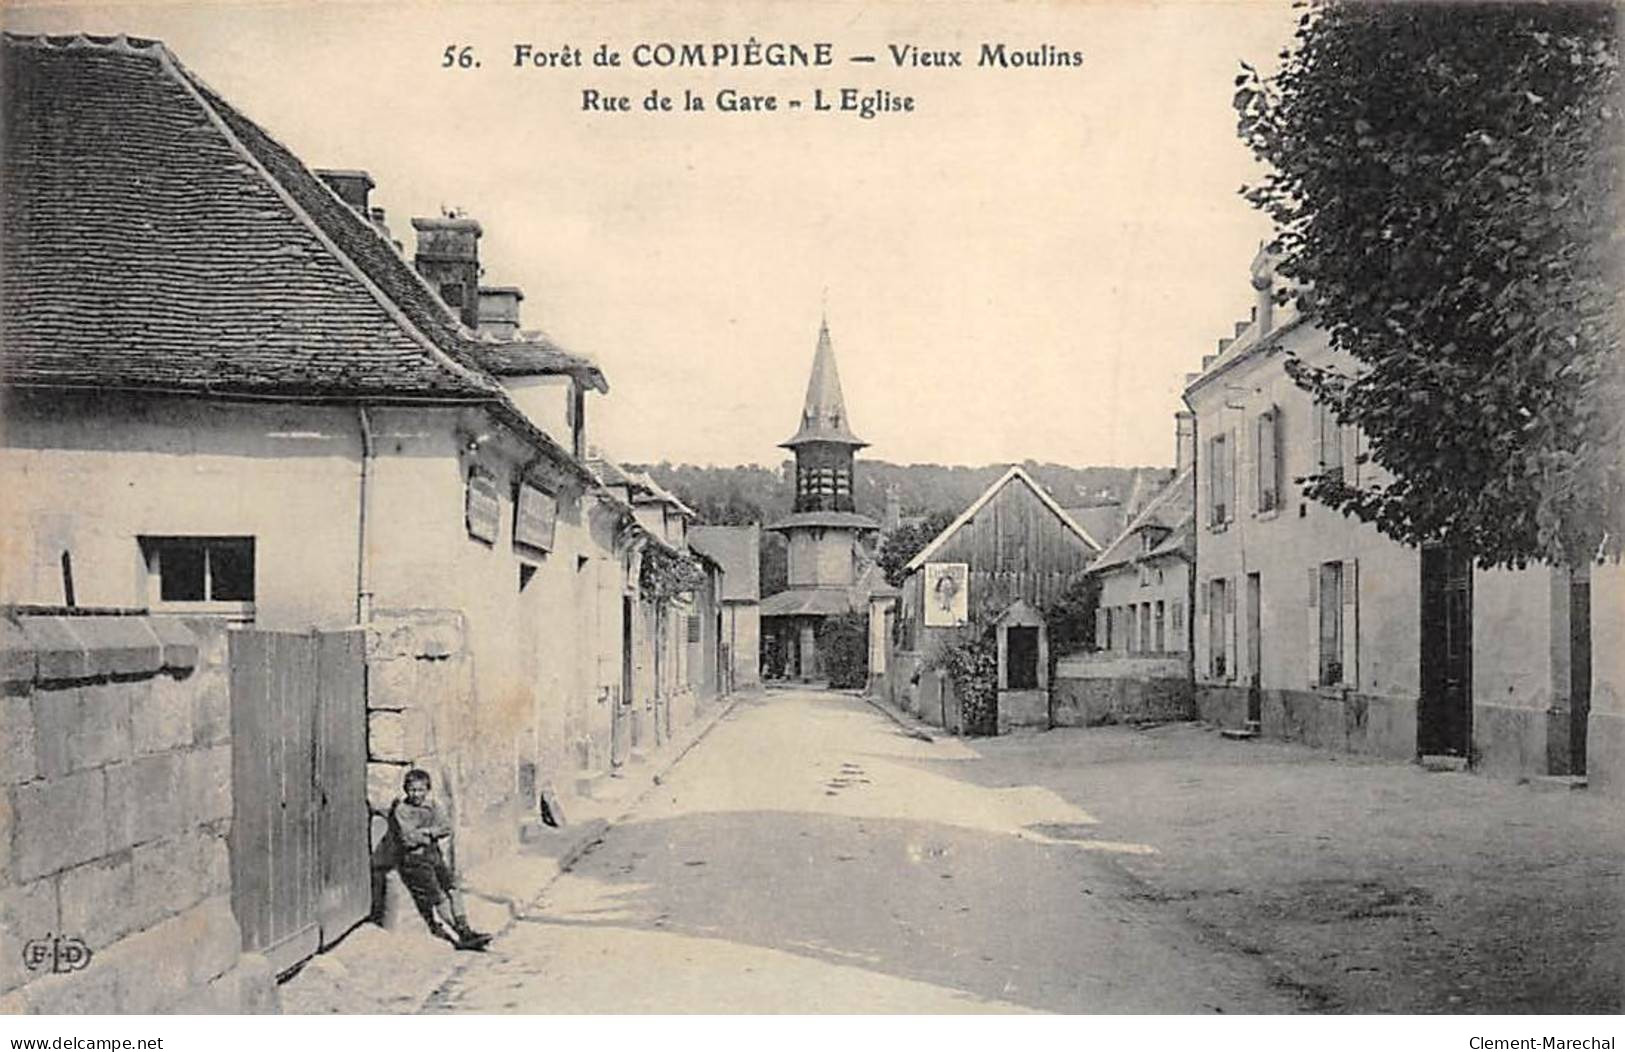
[863, 692, 936, 742]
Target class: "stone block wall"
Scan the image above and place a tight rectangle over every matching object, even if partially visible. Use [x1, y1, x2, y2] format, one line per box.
[363, 610, 503, 878]
[0, 613, 277, 1014]
[1052, 652, 1195, 727]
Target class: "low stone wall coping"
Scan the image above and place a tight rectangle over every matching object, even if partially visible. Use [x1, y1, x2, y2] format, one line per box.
[7, 615, 198, 685]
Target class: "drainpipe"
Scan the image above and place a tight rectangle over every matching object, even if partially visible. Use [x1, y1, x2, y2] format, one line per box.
[356, 405, 375, 624]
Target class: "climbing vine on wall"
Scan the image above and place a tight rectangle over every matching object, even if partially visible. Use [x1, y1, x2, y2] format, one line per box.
[938, 628, 999, 736]
[639, 543, 706, 602]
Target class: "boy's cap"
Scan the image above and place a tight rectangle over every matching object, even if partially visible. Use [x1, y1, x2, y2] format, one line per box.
[403, 768, 432, 788]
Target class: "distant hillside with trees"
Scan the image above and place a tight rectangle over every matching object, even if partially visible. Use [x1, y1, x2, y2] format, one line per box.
[628, 460, 1163, 597]
[628, 460, 1158, 527]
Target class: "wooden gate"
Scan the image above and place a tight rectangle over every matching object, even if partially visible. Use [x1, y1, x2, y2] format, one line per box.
[228, 629, 369, 975]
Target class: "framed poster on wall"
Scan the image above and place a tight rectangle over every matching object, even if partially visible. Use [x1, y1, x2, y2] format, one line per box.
[923, 562, 969, 627]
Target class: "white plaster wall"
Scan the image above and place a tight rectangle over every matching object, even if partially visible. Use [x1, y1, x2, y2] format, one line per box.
[1188, 326, 1420, 698]
[502, 376, 572, 448]
[0, 393, 361, 631]
[1472, 565, 1557, 712]
[1096, 563, 1191, 654]
[1593, 561, 1625, 720]
[789, 530, 856, 588]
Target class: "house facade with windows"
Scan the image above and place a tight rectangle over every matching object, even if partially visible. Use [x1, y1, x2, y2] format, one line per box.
[1055, 421, 1196, 727]
[1186, 248, 1622, 789]
[0, 33, 728, 874]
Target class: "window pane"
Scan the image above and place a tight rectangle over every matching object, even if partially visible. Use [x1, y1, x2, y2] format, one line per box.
[208, 539, 255, 601]
[1319, 562, 1343, 684]
[158, 542, 205, 601]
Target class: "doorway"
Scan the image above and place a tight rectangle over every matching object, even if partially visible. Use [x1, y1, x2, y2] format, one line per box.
[1007, 627, 1040, 690]
[1420, 548, 1473, 757]
[1570, 568, 1591, 775]
[1246, 572, 1262, 725]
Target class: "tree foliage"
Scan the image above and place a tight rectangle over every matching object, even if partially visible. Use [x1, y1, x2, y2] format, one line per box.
[877, 510, 958, 587]
[1235, 3, 1623, 567]
[816, 611, 870, 689]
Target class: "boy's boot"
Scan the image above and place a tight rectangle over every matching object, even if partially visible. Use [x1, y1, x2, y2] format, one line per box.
[453, 914, 492, 950]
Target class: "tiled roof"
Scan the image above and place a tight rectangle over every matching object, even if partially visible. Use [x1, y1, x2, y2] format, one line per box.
[473, 334, 608, 392]
[1, 33, 503, 400]
[689, 525, 760, 603]
[1088, 465, 1195, 573]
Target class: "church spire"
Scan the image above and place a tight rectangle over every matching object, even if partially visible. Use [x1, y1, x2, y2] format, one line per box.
[781, 316, 866, 448]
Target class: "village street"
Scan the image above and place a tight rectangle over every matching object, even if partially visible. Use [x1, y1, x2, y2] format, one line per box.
[422, 689, 1301, 1013]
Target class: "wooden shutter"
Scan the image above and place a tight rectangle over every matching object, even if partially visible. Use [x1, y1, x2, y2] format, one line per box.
[1227, 428, 1238, 524]
[1341, 559, 1359, 687]
[1095, 608, 1107, 650]
[1307, 565, 1321, 687]
[1343, 425, 1360, 488]
[1223, 578, 1237, 682]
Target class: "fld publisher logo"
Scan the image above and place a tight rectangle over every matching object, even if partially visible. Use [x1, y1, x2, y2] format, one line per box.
[21, 934, 92, 975]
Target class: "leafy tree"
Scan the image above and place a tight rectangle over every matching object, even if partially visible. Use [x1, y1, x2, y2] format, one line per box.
[877, 510, 957, 587]
[1235, 3, 1623, 567]
[816, 612, 870, 689]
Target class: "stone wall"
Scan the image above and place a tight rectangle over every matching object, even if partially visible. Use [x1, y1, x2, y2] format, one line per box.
[0, 613, 277, 1014]
[362, 610, 495, 875]
[1052, 652, 1194, 727]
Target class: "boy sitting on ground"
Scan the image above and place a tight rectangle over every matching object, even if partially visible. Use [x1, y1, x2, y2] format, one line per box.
[390, 768, 492, 950]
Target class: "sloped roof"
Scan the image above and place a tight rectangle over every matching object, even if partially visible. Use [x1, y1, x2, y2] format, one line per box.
[1, 34, 497, 398]
[781, 318, 866, 448]
[903, 466, 1105, 574]
[1, 33, 608, 412]
[1088, 464, 1195, 574]
[765, 510, 880, 534]
[473, 332, 607, 392]
[689, 525, 760, 603]
[1063, 504, 1127, 549]
[760, 587, 862, 618]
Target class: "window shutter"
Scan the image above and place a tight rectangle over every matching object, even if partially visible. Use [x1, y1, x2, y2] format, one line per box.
[1307, 565, 1321, 687]
[1227, 428, 1238, 524]
[1312, 402, 1325, 473]
[1202, 436, 1215, 526]
[1095, 608, 1107, 649]
[1343, 425, 1360, 488]
[1224, 579, 1237, 682]
[1341, 559, 1359, 687]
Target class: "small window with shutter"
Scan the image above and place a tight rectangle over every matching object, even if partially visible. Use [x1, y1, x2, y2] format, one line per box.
[1257, 408, 1281, 513]
[1316, 403, 1344, 485]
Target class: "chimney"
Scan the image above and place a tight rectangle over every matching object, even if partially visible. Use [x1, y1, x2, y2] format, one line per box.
[315, 169, 374, 214]
[478, 286, 525, 339]
[1250, 243, 1275, 334]
[412, 216, 483, 330]
[1175, 411, 1196, 473]
[883, 485, 901, 533]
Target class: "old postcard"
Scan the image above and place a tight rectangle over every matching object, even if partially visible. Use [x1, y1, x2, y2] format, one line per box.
[1, 0, 1620, 1041]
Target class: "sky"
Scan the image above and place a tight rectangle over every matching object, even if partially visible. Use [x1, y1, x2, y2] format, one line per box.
[5, 0, 1301, 469]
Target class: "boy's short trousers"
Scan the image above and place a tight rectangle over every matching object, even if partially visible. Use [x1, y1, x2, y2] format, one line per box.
[398, 843, 454, 910]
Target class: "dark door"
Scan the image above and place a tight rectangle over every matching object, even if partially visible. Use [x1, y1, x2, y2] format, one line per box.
[613, 596, 633, 766]
[1570, 570, 1591, 775]
[1246, 573, 1262, 724]
[1419, 548, 1473, 756]
[1007, 627, 1040, 690]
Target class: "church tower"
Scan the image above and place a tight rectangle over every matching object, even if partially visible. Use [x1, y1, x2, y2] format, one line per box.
[761, 317, 879, 680]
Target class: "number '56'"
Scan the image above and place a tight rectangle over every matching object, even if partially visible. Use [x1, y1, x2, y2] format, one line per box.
[443, 45, 478, 68]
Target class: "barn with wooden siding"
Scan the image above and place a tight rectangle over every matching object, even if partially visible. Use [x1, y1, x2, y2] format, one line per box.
[889, 467, 1103, 732]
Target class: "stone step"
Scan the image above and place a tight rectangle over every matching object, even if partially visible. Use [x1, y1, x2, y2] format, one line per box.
[1525, 774, 1588, 793]
[1219, 727, 1257, 741]
[1419, 754, 1469, 772]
